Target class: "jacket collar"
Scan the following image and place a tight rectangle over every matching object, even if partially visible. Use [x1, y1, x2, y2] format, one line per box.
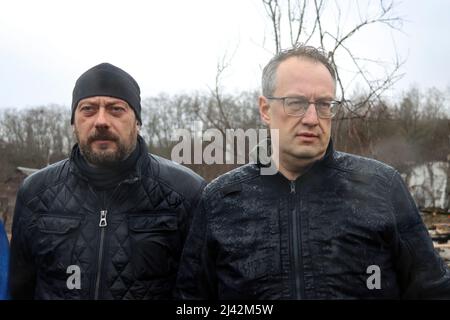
[259, 138, 336, 193]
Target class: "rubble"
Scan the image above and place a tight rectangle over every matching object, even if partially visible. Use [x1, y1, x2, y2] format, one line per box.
[425, 213, 450, 267]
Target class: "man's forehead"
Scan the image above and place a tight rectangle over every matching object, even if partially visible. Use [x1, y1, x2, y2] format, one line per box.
[275, 56, 336, 94]
[77, 96, 129, 106]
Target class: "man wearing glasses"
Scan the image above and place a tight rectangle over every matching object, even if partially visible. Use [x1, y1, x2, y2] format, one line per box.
[176, 45, 450, 299]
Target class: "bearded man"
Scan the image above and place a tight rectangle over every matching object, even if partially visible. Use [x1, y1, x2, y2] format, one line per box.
[9, 63, 205, 299]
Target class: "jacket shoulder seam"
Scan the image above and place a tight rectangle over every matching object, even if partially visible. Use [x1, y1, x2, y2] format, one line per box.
[205, 167, 260, 198]
[22, 161, 70, 207]
[325, 153, 394, 184]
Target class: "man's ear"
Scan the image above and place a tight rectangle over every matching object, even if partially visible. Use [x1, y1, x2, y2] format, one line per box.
[259, 95, 271, 126]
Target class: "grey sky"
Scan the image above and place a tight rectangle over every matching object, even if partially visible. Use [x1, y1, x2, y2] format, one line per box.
[0, 0, 449, 110]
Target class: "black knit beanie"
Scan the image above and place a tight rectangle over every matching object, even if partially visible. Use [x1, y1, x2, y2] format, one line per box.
[71, 63, 142, 124]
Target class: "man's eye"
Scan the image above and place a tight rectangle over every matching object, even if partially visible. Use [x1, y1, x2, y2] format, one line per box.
[111, 106, 125, 113]
[317, 102, 331, 109]
[287, 99, 308, 107]
[81, 105, 94, 112]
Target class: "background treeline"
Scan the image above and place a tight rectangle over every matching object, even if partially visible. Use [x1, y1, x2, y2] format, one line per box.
[0, 86, 448, 183]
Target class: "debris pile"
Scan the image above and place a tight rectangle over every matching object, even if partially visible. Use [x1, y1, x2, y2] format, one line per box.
[423, 212, 450, 266]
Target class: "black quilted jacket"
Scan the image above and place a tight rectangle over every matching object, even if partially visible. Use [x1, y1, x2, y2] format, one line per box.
[9, 141, 206, 300]
[176, 141, 450, 299]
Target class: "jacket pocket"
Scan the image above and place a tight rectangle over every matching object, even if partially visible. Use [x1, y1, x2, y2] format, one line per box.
[37, 215, 82, 234]
[35, 215, 83, 281]
[128, 213, 179, 279]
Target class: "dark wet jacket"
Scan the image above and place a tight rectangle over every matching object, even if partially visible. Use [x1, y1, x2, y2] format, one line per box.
[9, 140, 205, 300]
[176, 141, 450, 299]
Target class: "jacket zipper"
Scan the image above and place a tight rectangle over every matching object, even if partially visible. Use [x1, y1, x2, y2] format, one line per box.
[94, 209, 108, 300]
[92, 185, 119, 300]
[290, 180, 305, 299]
[91, 178, 140, 300]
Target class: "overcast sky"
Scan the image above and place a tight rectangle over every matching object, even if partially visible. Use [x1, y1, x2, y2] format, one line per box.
[1, 0, 449, 110]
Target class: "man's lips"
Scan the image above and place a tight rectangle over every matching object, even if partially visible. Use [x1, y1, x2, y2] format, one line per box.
[296, 132, 319, 138]
[91, 139, 116, 145]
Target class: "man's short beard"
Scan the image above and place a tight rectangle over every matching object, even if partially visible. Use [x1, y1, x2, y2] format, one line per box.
[75, 128, 137, 167]
[81, 142, 131, 167]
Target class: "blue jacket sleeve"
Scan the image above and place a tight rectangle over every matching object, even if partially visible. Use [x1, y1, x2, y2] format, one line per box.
[0, 221, 9, 300]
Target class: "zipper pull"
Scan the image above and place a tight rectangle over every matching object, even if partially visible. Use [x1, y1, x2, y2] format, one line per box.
[99, 210, 108, 227]
[290, 181, 296, 193]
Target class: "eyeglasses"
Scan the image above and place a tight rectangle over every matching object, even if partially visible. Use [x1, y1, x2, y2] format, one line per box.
[266, 96, 341, 118]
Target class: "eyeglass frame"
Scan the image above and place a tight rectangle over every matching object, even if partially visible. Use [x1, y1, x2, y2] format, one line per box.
[265, 96, 341, 118]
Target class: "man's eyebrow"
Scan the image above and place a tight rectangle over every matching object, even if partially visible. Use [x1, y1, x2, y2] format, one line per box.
[316, 94, 335, 98]
[79, 99, 129, 106]
[105, 100, 130, 107]
[288, 95, 335, 100]
[316, 95, 335, 100]
[105, 101, 131, 109]
[78, 98, 99, 105]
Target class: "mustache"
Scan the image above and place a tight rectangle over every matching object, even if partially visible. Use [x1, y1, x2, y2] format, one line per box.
[87, 131, 119, 144]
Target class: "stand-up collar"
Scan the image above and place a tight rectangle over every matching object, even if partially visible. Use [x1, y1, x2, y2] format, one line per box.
[70, 135, 149, 189]
[260, 138, 335, 194]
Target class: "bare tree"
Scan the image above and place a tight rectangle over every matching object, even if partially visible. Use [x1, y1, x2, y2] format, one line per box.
[0, 105, 73, 173]
[261, 0, 405, 117]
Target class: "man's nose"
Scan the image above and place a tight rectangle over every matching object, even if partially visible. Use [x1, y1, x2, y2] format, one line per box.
[94, 107, 110, 129]
[301, 103, 320, 126]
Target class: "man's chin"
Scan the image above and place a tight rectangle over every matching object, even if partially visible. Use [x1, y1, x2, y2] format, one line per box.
[83, 149, 120, 167]
[290, 146, 325, 160]
[91, 146, 117, 155]
[91, 140, 117, 150]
